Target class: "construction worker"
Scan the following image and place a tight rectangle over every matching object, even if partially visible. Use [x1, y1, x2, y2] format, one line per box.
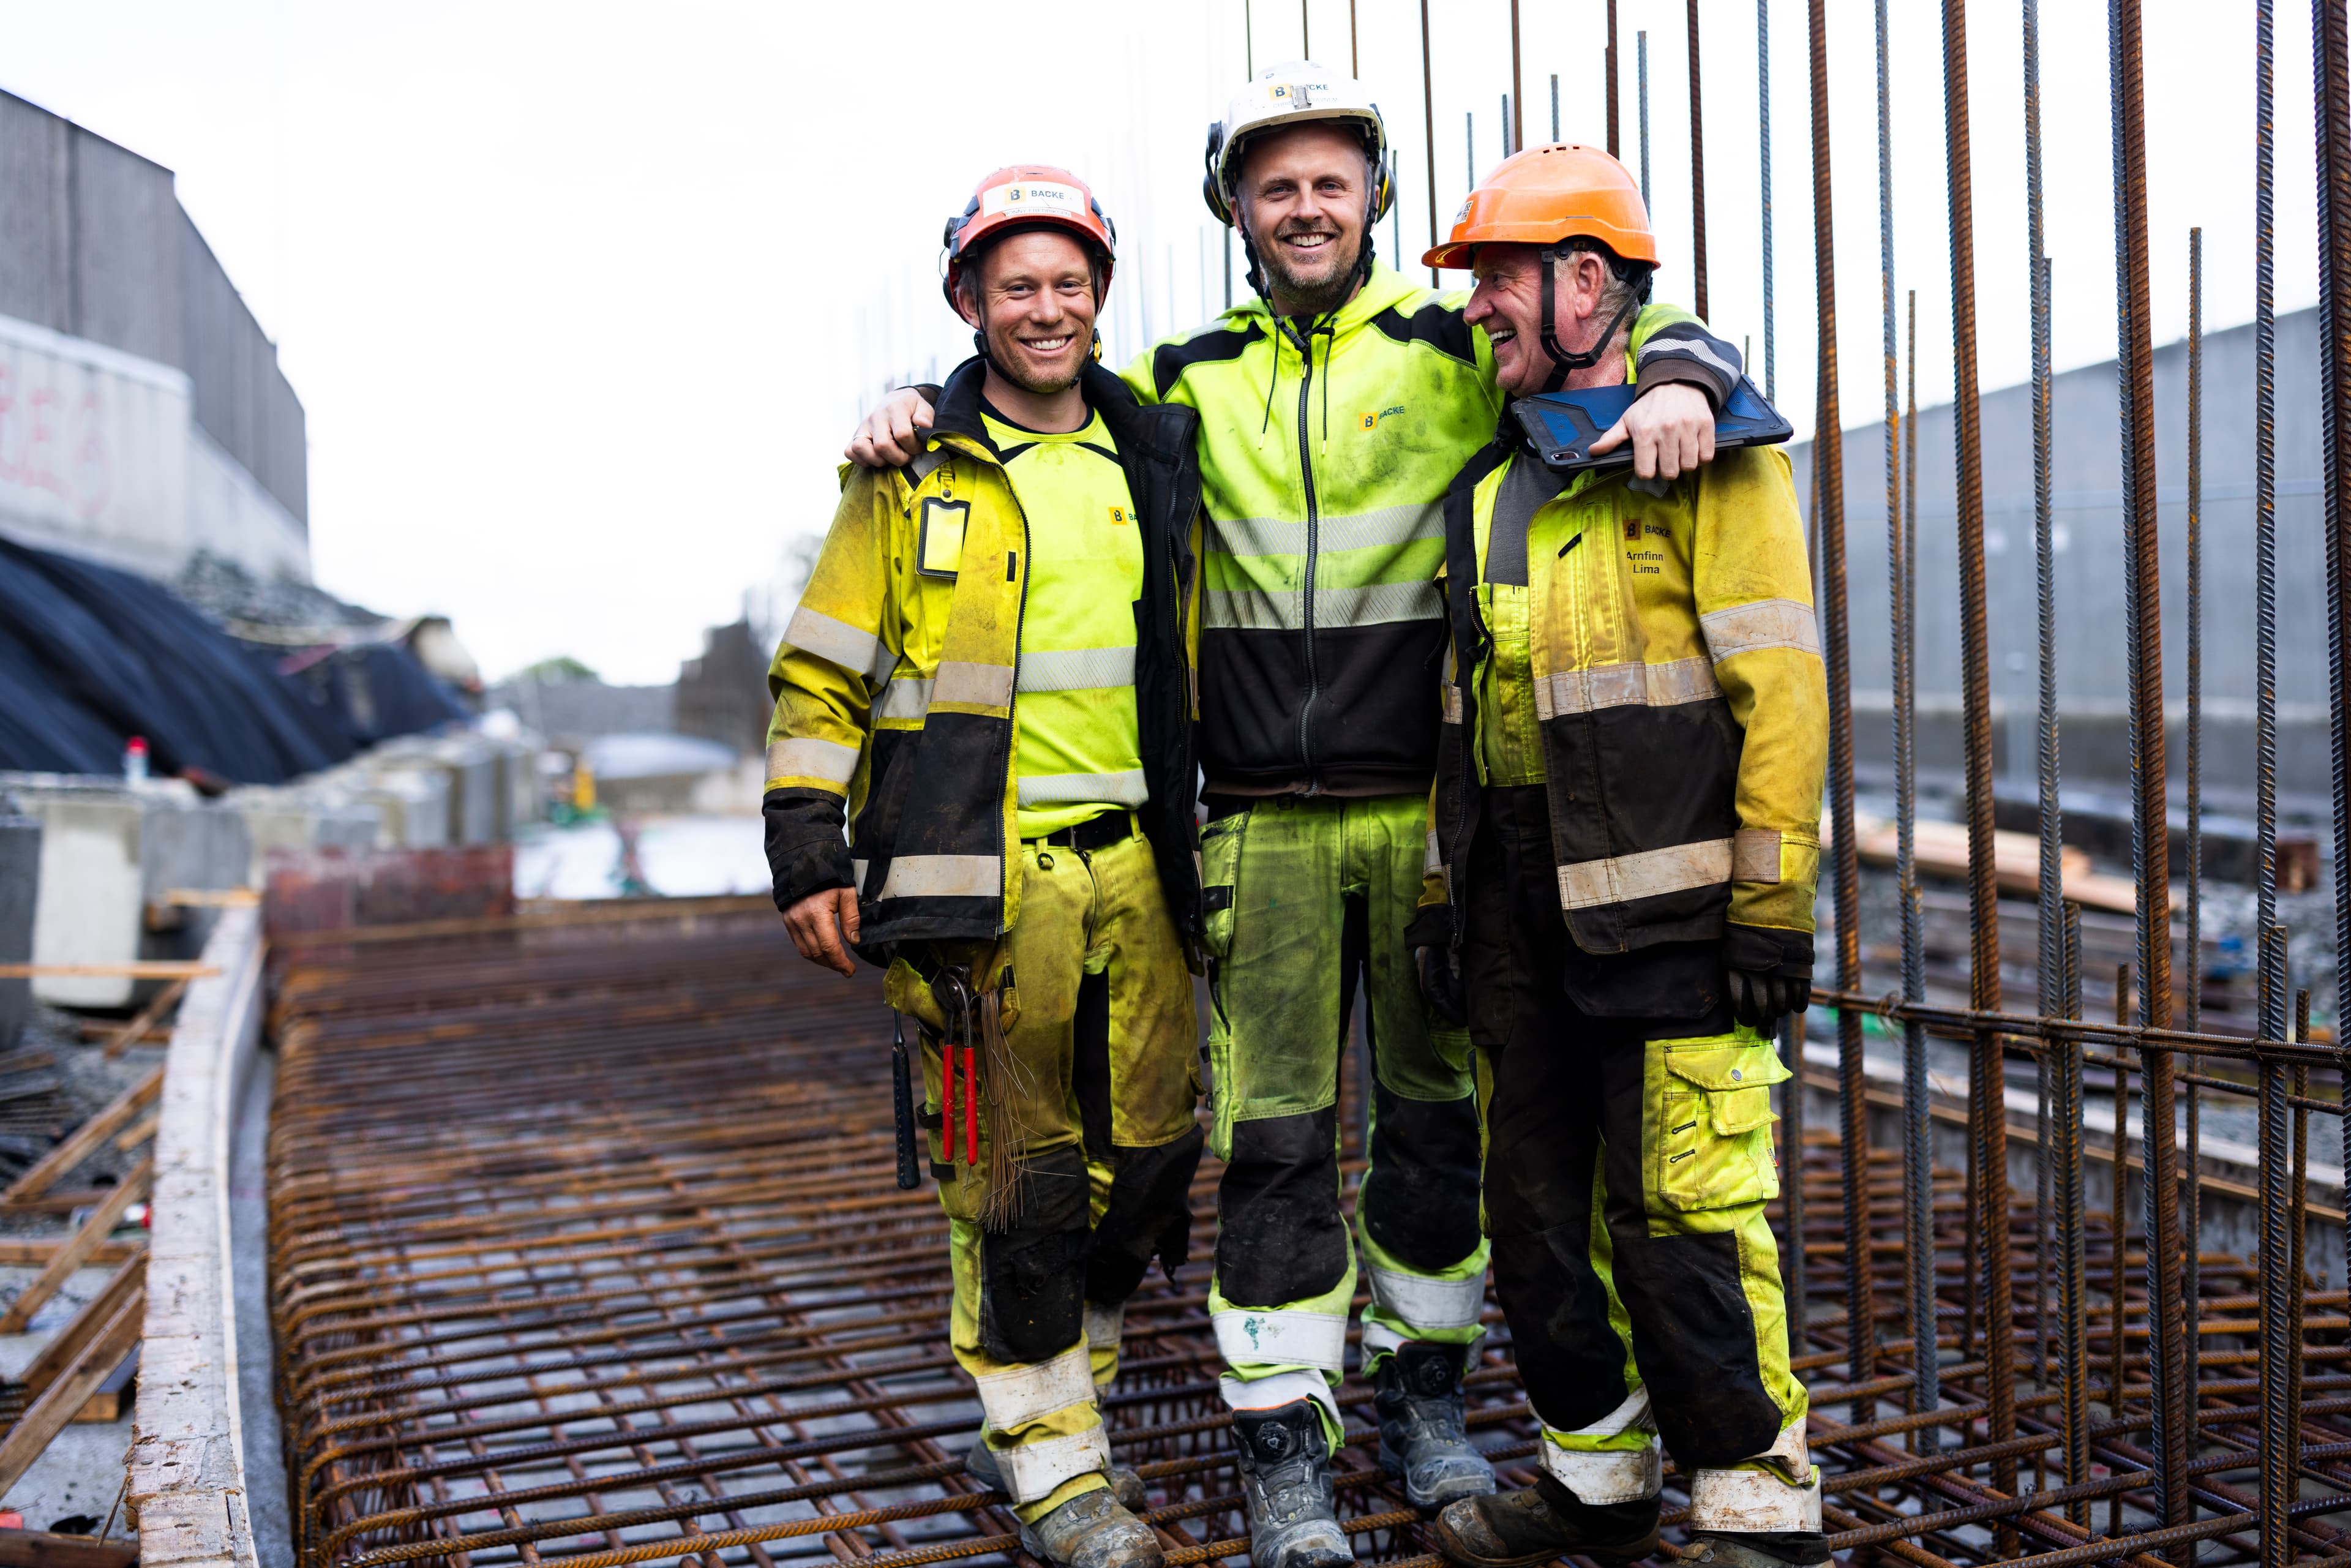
[1409, 144, 1826, 1568]
[765, 166, 1208, 1568]
[847, 66, 1745, 1568]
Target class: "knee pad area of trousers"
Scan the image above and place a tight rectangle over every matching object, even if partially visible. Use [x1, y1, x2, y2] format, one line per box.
[1215, 1106, 1348, 1307]
[980, 1146, 1092, 1364]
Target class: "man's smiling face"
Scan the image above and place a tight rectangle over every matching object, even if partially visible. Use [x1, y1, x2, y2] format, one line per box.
[1236, 122, 1371, 317]
[958, 229, 1100, 394]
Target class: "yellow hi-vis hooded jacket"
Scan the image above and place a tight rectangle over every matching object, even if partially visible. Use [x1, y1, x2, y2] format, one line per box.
[761, 358, 1207, 955]
[1125, 260, 1743, 800]
[1413, 422, 1828, 979]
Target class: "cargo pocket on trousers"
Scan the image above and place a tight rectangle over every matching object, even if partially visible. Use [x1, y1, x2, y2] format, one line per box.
[1199, 816, 1243, 1160]
[1655, 1033, 1793, 1213]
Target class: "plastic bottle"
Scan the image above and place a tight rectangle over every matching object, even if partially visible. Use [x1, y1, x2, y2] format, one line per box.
[123, 735, 149, 783]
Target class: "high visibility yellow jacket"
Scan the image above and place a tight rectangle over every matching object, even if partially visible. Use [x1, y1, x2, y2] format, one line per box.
[1414, 422, 1827, 978]
[1125, 260, 1741, 799]
[761, 358, 1205, 953]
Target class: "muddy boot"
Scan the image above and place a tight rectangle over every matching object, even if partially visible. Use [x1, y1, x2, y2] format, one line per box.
[1016, 1485, 1163, 1568]
[967, 1441, 1146, 1511]
[1373, 1342, 1494, 1508]
[1233, 1400, 1355, 1568]
[1432, 1474, 1659, 1568]
[1678, 1533, 1832, 1568]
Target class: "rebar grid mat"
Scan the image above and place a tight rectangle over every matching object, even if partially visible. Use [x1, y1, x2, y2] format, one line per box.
[265, 898, 2350, 1568]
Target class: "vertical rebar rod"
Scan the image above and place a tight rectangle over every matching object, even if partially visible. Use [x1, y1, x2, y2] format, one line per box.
[1688, 0, 1708, 320]
[1905, 287, 1931, 1450]
[2314, 0, 2351, 1541]
[1349, 0, 1358, 76]
[2058, 901, 2090, 1522]
[1551, 73, 1560, 141]
[1300, 0, 1308, 59]
[2291, 990, 2312, 1479]
[2258, 926, 2292, 1567]
[1638, 31, 1652, 211]
[2108, 3, 2188, 1544]
[1510, 0, 1523, 154]
[1878, 0, 1933, 1447]
[1421, 0, 1438, 287]
[1760, 0, 1774, 403]
[1502, 96, 1512, 159]
[1466, 111, 1475, 191]
[1941, 0, 2015, 1490]
[2184, 226, 2205, 1392]
[1807, 0, 1873, 1414]
[1607, 0, 1621, 159]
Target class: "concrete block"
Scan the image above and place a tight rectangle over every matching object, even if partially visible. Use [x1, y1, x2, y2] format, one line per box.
[225, 786, 381, 887]
[0, 773, 252, 1007]
[0, 800, 36, 1049]
[340, 765, 450, 849]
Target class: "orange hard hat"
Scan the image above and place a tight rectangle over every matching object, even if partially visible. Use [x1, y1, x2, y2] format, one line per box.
[1423, 143, 1656, 270]
[942, 165, 1118, 311]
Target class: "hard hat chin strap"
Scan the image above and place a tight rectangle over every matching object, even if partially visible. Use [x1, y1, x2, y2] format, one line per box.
[1534, 245, 1643, 395]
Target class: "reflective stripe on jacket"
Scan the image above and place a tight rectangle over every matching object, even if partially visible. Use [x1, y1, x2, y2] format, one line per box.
[1417, 433, 1826, 974]
[762, 356, 1204, 953]
[1125, 264, 1740, 799]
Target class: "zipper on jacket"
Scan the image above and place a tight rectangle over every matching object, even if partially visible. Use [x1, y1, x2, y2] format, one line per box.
[1285, 317, 1325, 790]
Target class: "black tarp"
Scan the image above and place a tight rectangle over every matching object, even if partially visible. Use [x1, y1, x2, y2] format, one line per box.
[0, 538, 469, 784]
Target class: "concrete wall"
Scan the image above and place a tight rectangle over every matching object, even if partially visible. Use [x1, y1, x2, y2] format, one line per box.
[1790, 306, 2330, 799]
[0, 88, 306, 582]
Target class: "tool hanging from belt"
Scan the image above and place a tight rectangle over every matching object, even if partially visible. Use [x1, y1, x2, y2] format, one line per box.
[934, 966, 983, 1168]
[888, 1011, 921, 1190]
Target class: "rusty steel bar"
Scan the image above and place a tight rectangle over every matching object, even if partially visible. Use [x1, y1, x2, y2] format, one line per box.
[2186, 224, 2208, 1407]
[2316, 0, 2351, 1411]
[1509, 0, 1522, 156]
[1940, 0, 2017, 1493]
[1420, 0, 1437, 286]
[1687, 0, 1707, 321]
[2108, 1, 2189, 1544]
[1809, 0, 1877, 1412]
[1638, 29, 1652, 209]
[1607, 0, 1621, 158]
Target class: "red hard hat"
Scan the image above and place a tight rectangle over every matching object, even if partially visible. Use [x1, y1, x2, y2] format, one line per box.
[942, 165, 1118, 311]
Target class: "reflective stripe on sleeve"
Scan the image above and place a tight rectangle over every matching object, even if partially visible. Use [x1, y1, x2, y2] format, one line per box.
[1211, 1307, 1349, 1373]
[1424, 830, 1442, 877]
[786, 606, 897, 684]
[1556, 838, 1733, 910]
[876, 677, 932, 721]
[1364, 1264, 1486, 1333]
[1017, 646, 1136, 692]
[1732, 828, 1784, 883]
[995, 1425, 1111, 1506]
[1532, 656, 1722, 720]
[972, 1343, 1095, 1431]
[876, 854, 1000, 901]
[764, 737, 860, 786]
[1699, 598, 1823, 661]
[934, 661, 1016, 708]
[1638, 332, 1744, 381]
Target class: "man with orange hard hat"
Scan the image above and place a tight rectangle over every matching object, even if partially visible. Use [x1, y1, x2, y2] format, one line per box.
[764, 165, 1209, 1568]
[1409, 144, 1826, 1568]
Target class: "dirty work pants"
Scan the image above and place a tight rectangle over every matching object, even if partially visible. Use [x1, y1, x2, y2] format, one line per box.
[1198, 793, 1486, 1443]
[909, 825, 1204, 1523]
[1464, 786, 1817, 1533]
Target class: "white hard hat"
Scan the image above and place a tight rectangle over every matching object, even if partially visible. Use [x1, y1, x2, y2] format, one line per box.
[1202, 61, 1392, 226]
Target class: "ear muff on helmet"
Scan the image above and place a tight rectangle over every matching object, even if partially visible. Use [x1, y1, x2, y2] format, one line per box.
[1201, 122, 1233, 224]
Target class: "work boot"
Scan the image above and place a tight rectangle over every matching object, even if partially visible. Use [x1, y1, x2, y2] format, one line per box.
[1432, 1474, 1659, 1568]
[965, 1441, 1147, 1512]
[1233, 1400, 1355, 1568]
[1679, 1533, 1832, 1568]
[1016, 1485, 1163, 1568]
[1372, 1341, 1495, 1508]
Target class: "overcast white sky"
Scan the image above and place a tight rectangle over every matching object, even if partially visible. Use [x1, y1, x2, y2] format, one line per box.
[0, 0, 2322, 685]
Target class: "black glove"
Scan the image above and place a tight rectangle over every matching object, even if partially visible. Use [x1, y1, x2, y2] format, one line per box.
[1416, 945, 1468, 1027]
[1727, 967, 1810, 1030]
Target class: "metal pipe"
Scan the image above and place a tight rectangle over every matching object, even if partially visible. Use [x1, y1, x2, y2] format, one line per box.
[1689, 0, 1708, 321]
[1421, 0, 1437, 286]
[1940, 0, 2017, 1492]
[2186, 223, 2206, 1398]
[1638, 29, 1652, 211]
[1807, 0, 1875, 1416]
[2108, 1, 2189, 1541]
[1607, 0, 1621, 159]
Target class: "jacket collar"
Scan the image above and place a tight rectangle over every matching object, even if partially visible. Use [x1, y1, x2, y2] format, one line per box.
[924, 353, 1163, 468]
[1229, 259, 1430, 348]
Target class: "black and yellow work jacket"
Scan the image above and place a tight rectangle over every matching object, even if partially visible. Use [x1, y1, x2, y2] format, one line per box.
[1414, 419, 1827, 978]
[761, 357, 1205, 956]
[1128, 261, 1739, 800]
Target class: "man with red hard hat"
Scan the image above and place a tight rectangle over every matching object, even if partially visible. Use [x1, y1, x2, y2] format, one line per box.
[844, 66, 1752, 1568]
[1411, 144, 1826, 1568]
[763, 165, 1208, 1568]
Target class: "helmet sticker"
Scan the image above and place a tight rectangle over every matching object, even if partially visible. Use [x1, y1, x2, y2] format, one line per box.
[980, 182, 1087, 219]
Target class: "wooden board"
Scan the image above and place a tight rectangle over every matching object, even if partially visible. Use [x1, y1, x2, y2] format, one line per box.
[0, 962, 217, 980]
[0, 1159, 152, 1335]
[0, 1065, 164, 1206]
[0, 1280, 143, 1494]
[1847, 814, 2161, 917]
[0, 1528, 137, 1568]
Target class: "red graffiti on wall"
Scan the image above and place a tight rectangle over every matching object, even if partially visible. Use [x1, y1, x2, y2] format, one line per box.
[0, 359, 113, 521]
